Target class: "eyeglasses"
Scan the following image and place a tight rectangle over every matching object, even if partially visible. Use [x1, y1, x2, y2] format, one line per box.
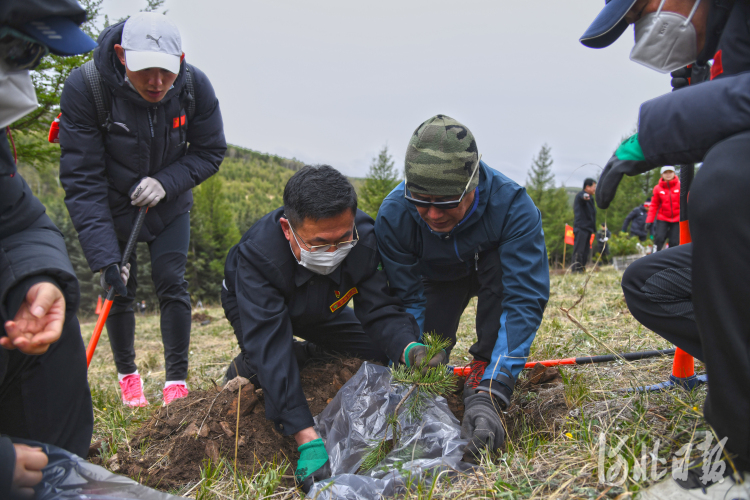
[288, 220, 359, 253]
[404, 154, 481, 210]
[0, 27, 49, 71]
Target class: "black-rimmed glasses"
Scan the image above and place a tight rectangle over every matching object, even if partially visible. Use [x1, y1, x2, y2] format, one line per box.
[404, 154, 481, 210]
[288, 221, 359, 253]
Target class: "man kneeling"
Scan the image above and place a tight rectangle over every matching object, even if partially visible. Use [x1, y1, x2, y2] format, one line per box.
[221, 165, 442, 492]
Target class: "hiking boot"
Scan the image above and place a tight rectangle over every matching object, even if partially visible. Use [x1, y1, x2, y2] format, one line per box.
[463, 359, 489, 400]
[638, 461, 750, 500]
[163, 383, 188, 406]
[119, 374, 149, 407]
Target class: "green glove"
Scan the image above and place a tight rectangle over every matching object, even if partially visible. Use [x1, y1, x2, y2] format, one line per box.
[615, 133, 645, 161]
[404, 342, 448, 374]
[295, 438, 329, 486]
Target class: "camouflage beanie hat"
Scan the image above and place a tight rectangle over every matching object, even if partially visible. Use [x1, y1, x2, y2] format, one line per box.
[404, 114, 479, 197]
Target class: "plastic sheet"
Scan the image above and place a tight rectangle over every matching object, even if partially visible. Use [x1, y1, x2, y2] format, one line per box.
[308, 362, 474, 499]
[12, 438, 185, 500]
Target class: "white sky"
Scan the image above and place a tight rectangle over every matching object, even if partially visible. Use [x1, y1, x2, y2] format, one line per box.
[101, 0, 672, 188]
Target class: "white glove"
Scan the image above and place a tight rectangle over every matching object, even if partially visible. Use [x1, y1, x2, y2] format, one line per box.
[130, 177, 165, 207]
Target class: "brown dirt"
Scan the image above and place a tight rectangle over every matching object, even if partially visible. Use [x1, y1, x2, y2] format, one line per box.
[112, 358, 364, 489]
[107, 360, 563, 489]
[190, 312, 212, 323]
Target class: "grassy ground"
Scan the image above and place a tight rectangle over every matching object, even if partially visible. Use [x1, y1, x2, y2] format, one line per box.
[84, 265, 710, 499]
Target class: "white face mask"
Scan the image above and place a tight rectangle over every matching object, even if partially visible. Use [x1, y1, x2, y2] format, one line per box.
[288, 230, 355, 275]
[630, 0, 701, 74]
[0, 62, 38, 128]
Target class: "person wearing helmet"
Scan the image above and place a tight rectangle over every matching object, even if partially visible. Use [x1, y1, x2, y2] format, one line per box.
[0, 0, 96, 497]
[644, 166, 681, 251]
[581, 0, 750, 496]
[375, 115, 549, 462]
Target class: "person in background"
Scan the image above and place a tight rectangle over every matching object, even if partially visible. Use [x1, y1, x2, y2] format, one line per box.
[0, 1, 96, 497]
[621, 198, 651, 241]
[58, 12, 226, 407]
[594, 223, 611, 262]
[572, 178, 597, 272]
[645, 166, 680, 251]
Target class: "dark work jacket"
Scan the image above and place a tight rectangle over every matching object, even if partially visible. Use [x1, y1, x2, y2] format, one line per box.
[573, 190, 596, 234]
[638, 1, 750, 166]
[622, 205, 648, 238]
[0, 132, 80, 498]
[58, 21, 226, 272]
[224, 208, 419, 435]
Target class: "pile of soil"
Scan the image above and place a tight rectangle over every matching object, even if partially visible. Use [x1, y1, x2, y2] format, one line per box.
[94, 359, 560, 489]
[190, 312, 212, 323]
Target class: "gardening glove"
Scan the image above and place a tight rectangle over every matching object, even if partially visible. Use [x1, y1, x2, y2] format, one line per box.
[295, 438, 331, 494]
[100, 263, 130, 297]
[461, 392, 505, 464]
[596, 134, 657, 210]
[130, 177, 165, 207]
[403, 342, 448, 375]
[645, 222, 653, 235]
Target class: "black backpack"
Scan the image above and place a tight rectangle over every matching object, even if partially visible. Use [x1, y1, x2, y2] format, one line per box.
[80, 59, 196, 132]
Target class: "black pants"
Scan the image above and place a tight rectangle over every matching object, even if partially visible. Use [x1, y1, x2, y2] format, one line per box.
[221, 286, 388, 384]
[572, 229, 592, 272]
[653, 220, 680, 251]
[106, 212, 191, 381]
[422, 249, 504, 364]
[621, 130, 750, 471]
[0, 315, 93, 458]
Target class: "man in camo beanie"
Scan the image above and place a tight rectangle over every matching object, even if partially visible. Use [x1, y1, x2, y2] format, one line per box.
[376, 114, 549, 463]
[404, 115, 479, 197]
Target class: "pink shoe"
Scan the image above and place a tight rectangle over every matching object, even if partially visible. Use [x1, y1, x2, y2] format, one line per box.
[119, 374, 149, 407]
[163, 383, 189, 406]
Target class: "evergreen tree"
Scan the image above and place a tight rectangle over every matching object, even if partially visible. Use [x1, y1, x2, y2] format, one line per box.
[359, 145, 400, 219]
[525, 145, 573, 265]
[187, 175, 241, 302]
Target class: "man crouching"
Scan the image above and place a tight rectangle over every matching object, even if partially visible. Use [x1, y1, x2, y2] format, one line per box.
[220, 165, 442, 492]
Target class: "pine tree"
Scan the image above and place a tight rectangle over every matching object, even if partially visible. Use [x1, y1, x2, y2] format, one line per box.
[525, 145, 573, 265]
[359, 145, 400, 219]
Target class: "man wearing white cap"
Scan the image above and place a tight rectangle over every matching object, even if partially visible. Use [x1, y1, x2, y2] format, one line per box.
[58, 12, 226, 407]
[644, 166, 681, 251]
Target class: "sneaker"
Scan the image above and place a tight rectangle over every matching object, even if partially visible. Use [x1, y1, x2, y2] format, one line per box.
[163, 383, 189, 406]
[119, 374, 149, 407]
[638, 464, 750, 500]
[463, 359, 489, 400]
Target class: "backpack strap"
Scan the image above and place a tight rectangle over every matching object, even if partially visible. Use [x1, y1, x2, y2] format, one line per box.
[184, 64, 196, 121]
[81, 60, 112, 131]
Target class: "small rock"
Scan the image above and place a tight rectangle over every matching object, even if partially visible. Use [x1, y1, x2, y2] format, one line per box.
[326, 398, 333, 404]
[107, 454, 120, 472]
[219, 421, 235, 437]
[198, 424, 210, 438]
[205, 441, 220, 463]
[209, 421, 223, 435]
[238, 435, 247, 447]
[227, 384, 259, 419]
[224, 376, 250, 393]
[182, 422, 199, 437]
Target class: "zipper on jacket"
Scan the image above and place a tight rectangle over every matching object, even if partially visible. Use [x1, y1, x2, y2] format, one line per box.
[147, 108, 155, 138]
[474, 252, 478, 271]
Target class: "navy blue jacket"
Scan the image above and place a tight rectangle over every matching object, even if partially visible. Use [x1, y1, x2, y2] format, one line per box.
[622, 205, 648, 238]
[638, 2, 750, 166]
[59, 21, 226, 272]
[226, 208, 419, 435]
[375, 162, 549, 383]
[573, 190, 596, 234]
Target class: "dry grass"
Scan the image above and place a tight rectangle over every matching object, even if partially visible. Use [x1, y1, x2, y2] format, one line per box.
[84, 265, 709, 499]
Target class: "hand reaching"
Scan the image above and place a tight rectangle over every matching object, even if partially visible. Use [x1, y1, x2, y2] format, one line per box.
[2, 282, 65, 355]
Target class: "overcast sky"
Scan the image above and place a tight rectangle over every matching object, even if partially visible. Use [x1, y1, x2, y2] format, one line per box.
[102, 0, 672, 187]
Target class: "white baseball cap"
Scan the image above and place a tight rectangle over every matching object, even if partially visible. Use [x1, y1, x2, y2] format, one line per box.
[660, 166, 676, 174]
[121, 12, 181, 73]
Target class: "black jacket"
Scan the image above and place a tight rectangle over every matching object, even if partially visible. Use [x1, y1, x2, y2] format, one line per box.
[622, 205, 648, 238]
[59, 21, 226, 272]
[224, 208, 419, 435]
[573, 190, 596, 233]
[0, 132, 81, 498]
[638, 1, 750, 166]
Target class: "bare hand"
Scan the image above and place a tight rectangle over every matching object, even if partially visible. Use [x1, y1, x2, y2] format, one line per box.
[2, 283, 65, 355]
[11, 444, 48, 498]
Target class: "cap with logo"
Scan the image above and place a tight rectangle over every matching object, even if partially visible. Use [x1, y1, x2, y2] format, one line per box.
[1, 0, 97, 58]
[404, 114, 479, 197]
[121, 12, 181, 74]
[580, 0, 639, 48]
[661, 166, 676, 174]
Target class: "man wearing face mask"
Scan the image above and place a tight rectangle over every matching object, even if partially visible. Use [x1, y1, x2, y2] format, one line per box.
[581, 0, 750, 496]
[58, 12, 226, 407]
[0, 1, 96, 497]
[375, 115, 549, 462]
[220, 165, 431, 493]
